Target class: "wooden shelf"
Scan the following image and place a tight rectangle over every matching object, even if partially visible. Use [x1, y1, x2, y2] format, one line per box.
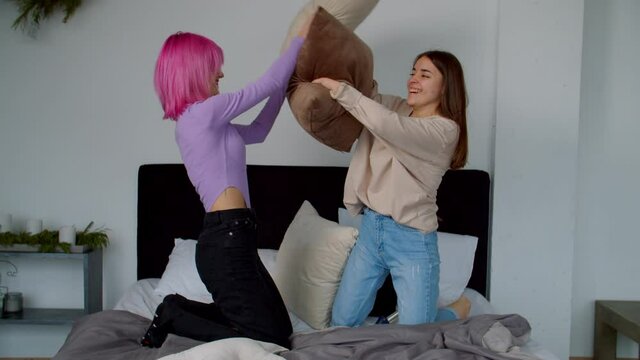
[0, 308, 85, 325]
[0, 249, 102, 325]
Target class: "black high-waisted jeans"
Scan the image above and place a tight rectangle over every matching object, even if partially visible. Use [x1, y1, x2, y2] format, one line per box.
[158, 209, 292, 348]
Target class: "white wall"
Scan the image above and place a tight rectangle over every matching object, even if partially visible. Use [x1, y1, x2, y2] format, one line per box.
[0, 0, 497, 357]
[491, 2, 583, 360]
[0, 1, 605, 359]
[571, 0, 640, 357]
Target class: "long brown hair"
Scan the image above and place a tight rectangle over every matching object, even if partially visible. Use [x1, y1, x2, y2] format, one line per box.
[414, 51, 468, 169]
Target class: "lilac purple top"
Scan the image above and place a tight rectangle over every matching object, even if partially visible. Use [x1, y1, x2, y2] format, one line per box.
[175, 37, 304, 211]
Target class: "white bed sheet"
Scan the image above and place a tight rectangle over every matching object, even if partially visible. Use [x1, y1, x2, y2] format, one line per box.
[113, 277, 343, 335]
[114, 277, 162, 320]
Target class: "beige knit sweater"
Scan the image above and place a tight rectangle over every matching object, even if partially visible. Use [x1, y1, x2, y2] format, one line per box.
[330, 83, 459, 233]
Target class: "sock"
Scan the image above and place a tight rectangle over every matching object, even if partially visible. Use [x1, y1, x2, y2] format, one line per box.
[140, 304, 170, 348]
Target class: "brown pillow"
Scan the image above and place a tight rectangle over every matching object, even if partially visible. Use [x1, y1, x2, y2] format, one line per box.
[287, 7, 375, 152]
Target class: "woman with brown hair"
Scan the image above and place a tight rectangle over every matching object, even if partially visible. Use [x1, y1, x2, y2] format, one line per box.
[313, 50, 470, 327]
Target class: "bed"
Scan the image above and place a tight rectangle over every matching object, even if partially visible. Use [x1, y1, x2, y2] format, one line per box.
[52, 164, 558, 360]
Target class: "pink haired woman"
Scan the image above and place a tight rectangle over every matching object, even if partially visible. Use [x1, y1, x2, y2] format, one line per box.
[140, 22, 310, 349]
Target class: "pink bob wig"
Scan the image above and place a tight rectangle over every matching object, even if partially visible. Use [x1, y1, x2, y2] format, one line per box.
[154, 32, 224, 120]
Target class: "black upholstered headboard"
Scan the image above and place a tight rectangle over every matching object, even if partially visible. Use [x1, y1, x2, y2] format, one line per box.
[137, 164, 491, 309]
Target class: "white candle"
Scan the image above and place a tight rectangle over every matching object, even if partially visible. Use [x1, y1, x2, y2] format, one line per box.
[58, 225, 76, 245]
[0, 213, 11, 233]
[26, 219, 43, 234]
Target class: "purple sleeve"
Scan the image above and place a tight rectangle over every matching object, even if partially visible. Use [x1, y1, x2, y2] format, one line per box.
[232, 88, 285, 144]
[215, 36, 304, 132]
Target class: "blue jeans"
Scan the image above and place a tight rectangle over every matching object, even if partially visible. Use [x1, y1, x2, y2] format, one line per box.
[332, 208, 457, 326]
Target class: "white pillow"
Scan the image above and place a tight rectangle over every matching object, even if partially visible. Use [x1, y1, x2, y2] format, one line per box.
[280, 0, 380, 52]
[338, 208, 478, 307]
[437, 232, 478, 306]
[155, 238, 279, 303]
[274, 201, 358, 329]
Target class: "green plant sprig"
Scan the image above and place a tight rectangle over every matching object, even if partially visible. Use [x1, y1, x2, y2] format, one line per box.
[0, 221, 108, 253]
[10, 0, 83, 32]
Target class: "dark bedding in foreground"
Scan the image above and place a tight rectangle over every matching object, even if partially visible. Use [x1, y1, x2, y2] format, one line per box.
[52, 310, 203, 360]
[282, 313, 533, 360]
[54, 310, 534, 360]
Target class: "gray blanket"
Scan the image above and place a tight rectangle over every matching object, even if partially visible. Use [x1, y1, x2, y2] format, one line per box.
[52, 310, 204, 360]
[53, 311, 534, 360]
[282, 314, 533, 360]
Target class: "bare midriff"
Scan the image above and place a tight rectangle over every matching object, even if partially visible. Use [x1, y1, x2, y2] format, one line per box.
[209, 187, 247, 212]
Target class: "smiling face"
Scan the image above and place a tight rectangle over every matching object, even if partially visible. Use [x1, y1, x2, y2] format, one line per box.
[406, 56, 444, 117]
[209, 68, 224, 96]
